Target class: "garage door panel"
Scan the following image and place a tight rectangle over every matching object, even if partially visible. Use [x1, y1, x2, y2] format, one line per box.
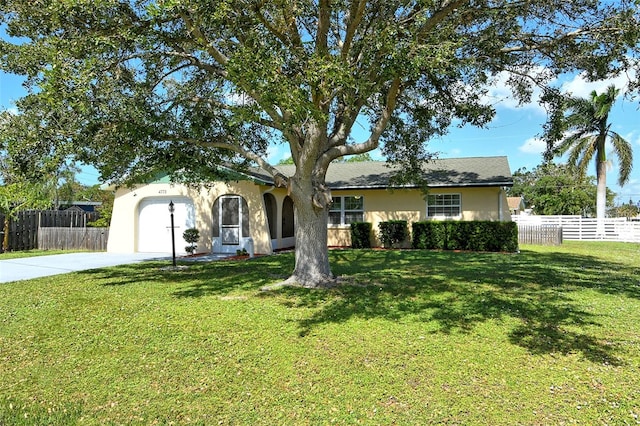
[138, 198, 195, 254]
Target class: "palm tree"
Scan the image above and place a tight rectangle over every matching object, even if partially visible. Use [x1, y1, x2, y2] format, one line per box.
[553, 85, 633, 231]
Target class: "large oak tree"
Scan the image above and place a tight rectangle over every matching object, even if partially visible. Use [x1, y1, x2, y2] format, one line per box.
[1, 1, 638, 287]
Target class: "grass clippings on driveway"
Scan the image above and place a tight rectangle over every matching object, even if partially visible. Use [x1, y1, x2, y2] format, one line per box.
[1, 241, 639, 424]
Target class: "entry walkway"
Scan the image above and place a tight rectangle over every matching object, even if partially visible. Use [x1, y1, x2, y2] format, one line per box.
[0, 252, 171, 283]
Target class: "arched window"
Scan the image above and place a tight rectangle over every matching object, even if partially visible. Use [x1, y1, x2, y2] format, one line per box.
[282, 196, 295, 238]
[263, 193, 277, 239]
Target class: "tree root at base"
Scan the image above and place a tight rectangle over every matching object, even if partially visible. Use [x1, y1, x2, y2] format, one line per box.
[260, 274, 341, 291]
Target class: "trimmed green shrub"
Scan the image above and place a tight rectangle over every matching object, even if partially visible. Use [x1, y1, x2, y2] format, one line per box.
[378, 220, 408, 248]
[183, 228, 200, 254]
[350, 222, 372, 249]
[412, 222, 444, 249]
[412, 221, 518, 252]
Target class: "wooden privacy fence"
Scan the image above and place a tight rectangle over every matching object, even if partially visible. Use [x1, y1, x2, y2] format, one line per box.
[38, 227, 110, 251]
[39, 210, 100, 227]
[513, 215, 640, 243]
[518, 224, 563, 245]
[0, 210, 39, 251]
[1, 210, 104, 252]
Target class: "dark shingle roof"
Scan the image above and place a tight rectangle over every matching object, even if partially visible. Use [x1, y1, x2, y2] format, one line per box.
[251, 156, 513, 189]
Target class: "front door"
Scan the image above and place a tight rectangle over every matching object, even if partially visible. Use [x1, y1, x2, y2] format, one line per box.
[213, 195, 250, 253]
[221, 197, 240, 245]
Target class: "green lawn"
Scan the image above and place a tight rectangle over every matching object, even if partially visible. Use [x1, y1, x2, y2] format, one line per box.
[1, 241, 639, 425]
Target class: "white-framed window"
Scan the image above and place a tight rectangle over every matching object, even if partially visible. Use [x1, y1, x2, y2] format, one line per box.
[329, 196, 364, 226]
[427, 193, 461, 218]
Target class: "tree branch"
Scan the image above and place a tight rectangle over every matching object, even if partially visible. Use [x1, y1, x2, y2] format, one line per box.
[283, 3, 303, 48]
[316, 0, 330, 56]
[163, 50, 227, 77]
[178, 11, 229, 66]
[500, 27, 624, 54]
[177, 11, 288, 133]
[253, 7, 292, 48]
[320, 78, 402, 167]
[171, 96, 283, 132]
[328, 97, 366, 147]
[417, 0, 470, 37]
[180, 136, 287, 184]
[341, 0, 367, 61]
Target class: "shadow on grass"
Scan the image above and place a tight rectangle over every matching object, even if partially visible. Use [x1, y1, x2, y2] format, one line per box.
[77, 247, 637, 364]
[260, 248, 637, 364]
[77, 255, 294, 297]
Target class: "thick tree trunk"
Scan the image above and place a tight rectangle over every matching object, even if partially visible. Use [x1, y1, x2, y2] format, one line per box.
[270, 120, 342, 289]
[596, 159, 607, 236]
[278, 162, 336, 288]
[287, 199, 335, 287]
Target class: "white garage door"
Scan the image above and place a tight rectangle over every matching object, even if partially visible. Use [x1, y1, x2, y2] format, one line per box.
[138, 198, 195, 254]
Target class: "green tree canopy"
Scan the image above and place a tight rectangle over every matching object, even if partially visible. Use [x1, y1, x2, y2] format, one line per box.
[508, 163, 614, 216]
[1, 0, 638, 286]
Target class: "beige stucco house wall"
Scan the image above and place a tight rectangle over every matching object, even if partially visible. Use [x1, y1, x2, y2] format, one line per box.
[107, 179, 274, 255]
[326, 186, 511, 247]
[107, 156, 513, 255]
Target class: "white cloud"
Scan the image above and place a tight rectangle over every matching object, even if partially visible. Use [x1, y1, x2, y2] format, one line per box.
[518, 137, 546, 154]
[1, 107, 18, 115]
[483, 63, 638, 116]
[624, 131, 640, 147]
[560, 68, 637, 99]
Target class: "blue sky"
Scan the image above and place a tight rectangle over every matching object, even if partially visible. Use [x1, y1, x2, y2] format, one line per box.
[2, 67, 639, 205]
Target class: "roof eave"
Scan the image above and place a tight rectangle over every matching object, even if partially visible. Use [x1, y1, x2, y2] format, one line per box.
[327, 182, 513, 190]
[216, 165, 274, 185]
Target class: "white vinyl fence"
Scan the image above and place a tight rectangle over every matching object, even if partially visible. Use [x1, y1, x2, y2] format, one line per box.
[512, 215, 640, 243]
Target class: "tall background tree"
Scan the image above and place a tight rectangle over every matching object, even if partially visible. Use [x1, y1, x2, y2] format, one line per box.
[1, 111, 112, 250]
[0, 181, 52, 251]
[1, 1, 638, 286]
[544, 85, 634, 228]
[1, 113, 56, 251]
[508, 163, 614, 216]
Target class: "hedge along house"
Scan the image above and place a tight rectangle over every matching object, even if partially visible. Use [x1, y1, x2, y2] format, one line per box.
[106, 156, 513, 255]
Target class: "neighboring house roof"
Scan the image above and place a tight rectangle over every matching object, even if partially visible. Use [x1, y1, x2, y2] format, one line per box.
[507, 196, 525, 211]
[251, 156, 513, 189]
[58, 201, 103, 212]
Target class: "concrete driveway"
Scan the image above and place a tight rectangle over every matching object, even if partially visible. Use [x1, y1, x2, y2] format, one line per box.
[0, 252, 171, 283]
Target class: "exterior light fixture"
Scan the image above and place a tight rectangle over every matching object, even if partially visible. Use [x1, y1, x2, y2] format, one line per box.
[169, 200, 176, 267]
